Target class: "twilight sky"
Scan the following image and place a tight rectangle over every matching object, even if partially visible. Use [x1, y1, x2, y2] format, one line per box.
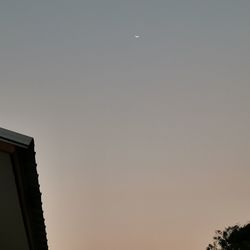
[1, 1, 250, 250]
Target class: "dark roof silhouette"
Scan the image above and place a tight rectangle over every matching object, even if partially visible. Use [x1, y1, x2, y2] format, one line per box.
[0, 127, 49, 250]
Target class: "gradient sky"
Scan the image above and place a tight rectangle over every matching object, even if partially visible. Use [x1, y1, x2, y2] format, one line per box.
[1, 1, 250, 250]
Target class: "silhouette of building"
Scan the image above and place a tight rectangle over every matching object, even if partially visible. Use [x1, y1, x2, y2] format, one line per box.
[0, 127, 48, 250]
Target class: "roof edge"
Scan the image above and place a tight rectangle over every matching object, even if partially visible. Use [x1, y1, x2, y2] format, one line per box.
[0, 127, 49, 250]
[0, 127, 33, 148]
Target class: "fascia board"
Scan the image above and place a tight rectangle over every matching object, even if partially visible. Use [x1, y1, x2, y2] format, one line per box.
[0, 127, 33, 148]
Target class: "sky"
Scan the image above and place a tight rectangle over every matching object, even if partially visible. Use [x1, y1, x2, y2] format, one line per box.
[1, 1, 250, 249]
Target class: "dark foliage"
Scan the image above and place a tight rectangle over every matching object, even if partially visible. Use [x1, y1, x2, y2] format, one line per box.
[207, 223, 250, 250]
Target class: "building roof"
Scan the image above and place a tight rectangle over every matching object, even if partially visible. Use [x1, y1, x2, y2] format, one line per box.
[0, 127, 49, 250]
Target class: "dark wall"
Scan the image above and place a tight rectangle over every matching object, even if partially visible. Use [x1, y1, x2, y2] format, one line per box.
[0, 152, 29, 250]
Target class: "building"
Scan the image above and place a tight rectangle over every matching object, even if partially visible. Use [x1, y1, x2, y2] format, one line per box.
[0, 127, 49, 250]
